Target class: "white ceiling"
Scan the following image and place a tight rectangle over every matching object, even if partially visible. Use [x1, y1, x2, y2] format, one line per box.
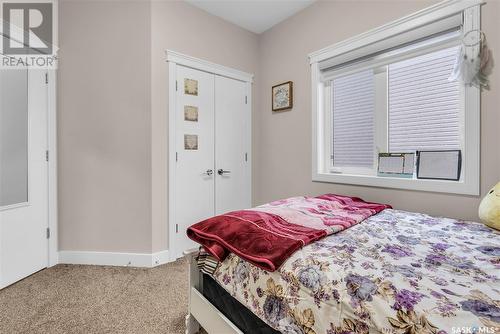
[185, 0, 316, 34]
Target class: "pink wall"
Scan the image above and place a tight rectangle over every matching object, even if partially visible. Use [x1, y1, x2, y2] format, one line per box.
[58, 0, 152, 252]
[255, 0, 500, 221]
[58, 0, 499, 254]
[58, 0, 259, 253]
[150, 1, 259, 252]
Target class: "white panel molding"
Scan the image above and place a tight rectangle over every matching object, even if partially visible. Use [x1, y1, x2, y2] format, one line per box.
[58, 250, 171, 268]
[308, 0, 485, 64]
[166, 50, 254, 83]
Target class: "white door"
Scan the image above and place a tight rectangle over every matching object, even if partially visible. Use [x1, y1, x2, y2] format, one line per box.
[215, 76, 251, 214]
[173, 66, 215, 259]
[0, 69, 48, 289]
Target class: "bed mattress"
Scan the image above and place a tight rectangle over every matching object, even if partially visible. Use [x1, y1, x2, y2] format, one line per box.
[202, 274, 279, 334]
[209, 209, 500, 334]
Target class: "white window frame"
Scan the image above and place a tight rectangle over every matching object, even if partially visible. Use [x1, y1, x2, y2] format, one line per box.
[310, 0, 482, 195]
[327, 66, 389, 176]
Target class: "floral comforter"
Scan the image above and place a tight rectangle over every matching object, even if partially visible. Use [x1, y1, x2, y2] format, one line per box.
[212, 209, 500, 334]
[189, 195, 390, 271]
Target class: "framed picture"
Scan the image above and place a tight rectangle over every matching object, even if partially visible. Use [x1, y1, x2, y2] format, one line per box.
[184, 134, 198, 150]
[377, 153, 415, 178]
[184, 105, 198, 122]
[184, 78, 198, 96]
[272, 81, 293, 111]
[416, 150, 461, 181]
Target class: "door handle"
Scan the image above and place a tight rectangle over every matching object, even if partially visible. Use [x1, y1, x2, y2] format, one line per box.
[217, 169, 231, 175]
[204, 169, 213, 176]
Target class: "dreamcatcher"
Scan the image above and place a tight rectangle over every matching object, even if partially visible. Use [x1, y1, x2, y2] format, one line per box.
[449, 29, 494, 89]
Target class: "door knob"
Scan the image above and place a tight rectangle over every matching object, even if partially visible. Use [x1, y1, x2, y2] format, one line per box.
[204, 169, 213, 176]
[217, 169, 231, 175]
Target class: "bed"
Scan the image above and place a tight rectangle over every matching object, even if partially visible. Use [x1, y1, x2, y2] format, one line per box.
[185, 199, 500, 334]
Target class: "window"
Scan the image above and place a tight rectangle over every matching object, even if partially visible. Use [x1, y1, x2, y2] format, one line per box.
[332, 69, 375, 170]
[310, 1, 481, 195]
[329, 44, 462, 174]
[388, 47, 461, 153]
[0, 69, 29, 207]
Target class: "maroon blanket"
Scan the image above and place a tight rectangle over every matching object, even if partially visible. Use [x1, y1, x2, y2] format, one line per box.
[187, 194, 391, 271]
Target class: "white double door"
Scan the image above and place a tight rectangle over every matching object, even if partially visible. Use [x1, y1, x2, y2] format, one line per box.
[173, 65, 251, 258]
[0, 69, 49, 289]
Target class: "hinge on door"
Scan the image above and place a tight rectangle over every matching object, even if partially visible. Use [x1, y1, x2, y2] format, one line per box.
[245, 96, 248, 104]
[175, 152, 178, 162]
[245, 152, 248, 162]
[46, 227, 50, 239]
[176, 224, 179, 233]
[45, 73, 48, 84]
[176, 80, 178, 91]
[45, 150, 49, 162]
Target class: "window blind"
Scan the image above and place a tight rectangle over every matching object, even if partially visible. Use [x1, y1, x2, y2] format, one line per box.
[332, 70, 374, 168]
[318, 14, 462, 72]
[388, 46, 461, 152]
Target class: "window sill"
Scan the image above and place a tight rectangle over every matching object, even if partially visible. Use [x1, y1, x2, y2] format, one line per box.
[312, 172, 479, 196]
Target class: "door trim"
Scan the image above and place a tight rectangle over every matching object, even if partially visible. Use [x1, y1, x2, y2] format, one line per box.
[47, 69, 58, 267]
[166, 50, 254, 83]
[166, 51, 253, 260]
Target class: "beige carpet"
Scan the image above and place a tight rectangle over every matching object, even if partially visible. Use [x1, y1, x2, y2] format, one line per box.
[0, 258, 189, 334]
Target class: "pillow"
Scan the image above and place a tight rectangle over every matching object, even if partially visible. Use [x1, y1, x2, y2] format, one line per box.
[478, 181, 500, 230]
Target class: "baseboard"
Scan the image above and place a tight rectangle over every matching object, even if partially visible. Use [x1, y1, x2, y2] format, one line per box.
[151, 249, 171, 267]
[58, 249, 171, 268]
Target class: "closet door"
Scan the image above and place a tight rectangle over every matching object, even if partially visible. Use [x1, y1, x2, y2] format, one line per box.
[174, 66, 215, 255]
[215, 75, 251, 214]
